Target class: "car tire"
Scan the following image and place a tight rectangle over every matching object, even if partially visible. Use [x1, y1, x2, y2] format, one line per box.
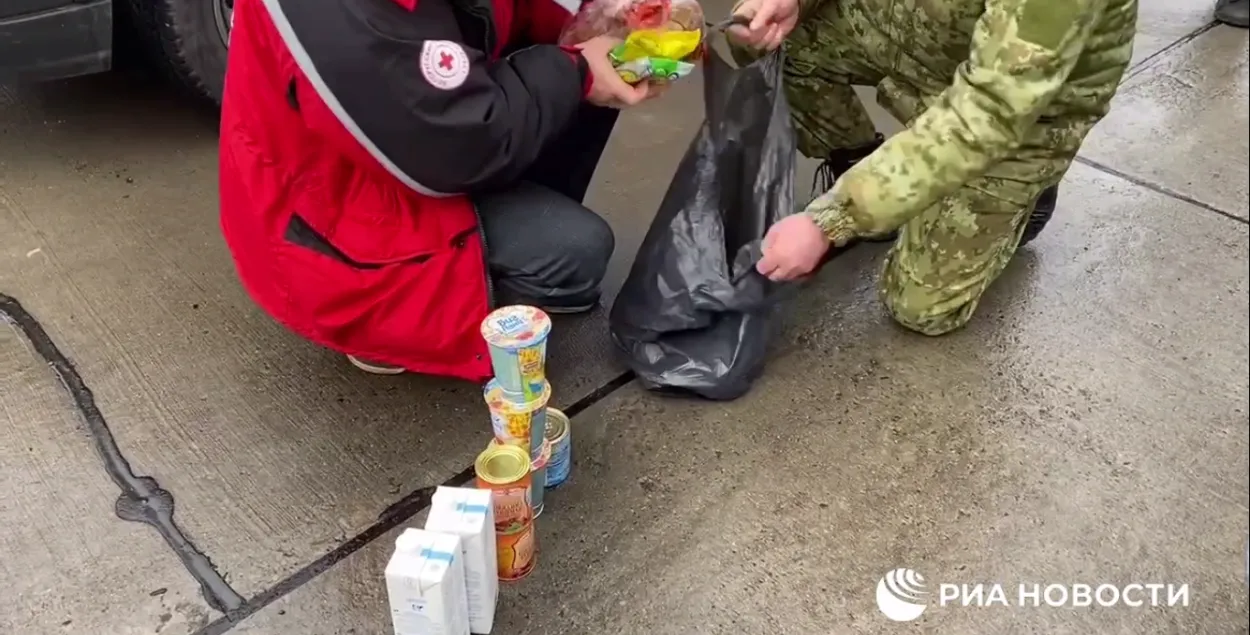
[121, 0, 231, 106]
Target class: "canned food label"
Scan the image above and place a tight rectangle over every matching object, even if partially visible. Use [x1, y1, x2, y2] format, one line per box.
[517, 346, 543, 376]
[491, 484, 533, 532]
[496, 523, 536, 580]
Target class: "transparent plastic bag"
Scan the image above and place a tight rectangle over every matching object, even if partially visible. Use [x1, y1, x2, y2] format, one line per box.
[560, 0, 706, 84]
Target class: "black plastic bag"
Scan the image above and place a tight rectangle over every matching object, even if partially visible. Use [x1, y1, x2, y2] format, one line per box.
[608, 46, 798, 401]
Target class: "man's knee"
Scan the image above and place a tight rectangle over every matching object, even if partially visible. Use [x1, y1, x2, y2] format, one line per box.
[555, 207, 614, 288]
[509, 193, 614, 297]
[876, 227, 1014, 337]
[480, 182, 614, 305]
[875, 173, 1042, 335]
[880, 285, 973, 336]
[514, 207, 611, 309]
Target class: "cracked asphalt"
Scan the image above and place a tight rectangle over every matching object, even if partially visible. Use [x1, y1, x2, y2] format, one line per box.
[1, 1, 1246, 634]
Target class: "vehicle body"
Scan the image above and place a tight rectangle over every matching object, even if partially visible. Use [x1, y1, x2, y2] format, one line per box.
[0, 0, 233, 105]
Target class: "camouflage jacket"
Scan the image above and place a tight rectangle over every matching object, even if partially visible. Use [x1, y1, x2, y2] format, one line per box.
[802, 0, 1138, 243]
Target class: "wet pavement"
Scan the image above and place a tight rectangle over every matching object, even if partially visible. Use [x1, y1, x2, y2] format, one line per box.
[1, 2, 1246, 634]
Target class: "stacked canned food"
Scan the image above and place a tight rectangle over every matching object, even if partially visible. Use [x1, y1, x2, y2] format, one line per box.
[474, 305, 574, 581]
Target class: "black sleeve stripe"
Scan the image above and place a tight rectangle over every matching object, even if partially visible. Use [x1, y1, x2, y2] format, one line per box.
[257, 0, 457, 198]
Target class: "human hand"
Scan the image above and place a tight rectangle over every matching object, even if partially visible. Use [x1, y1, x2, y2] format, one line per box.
[756, 213, 830, 281]
[725, 0, 799, 50]
[576, 35, 653, 108]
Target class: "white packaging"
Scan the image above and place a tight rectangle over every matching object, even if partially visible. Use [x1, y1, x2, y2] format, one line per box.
[385, 528, 471, 635]
[426, 486, 498, 634]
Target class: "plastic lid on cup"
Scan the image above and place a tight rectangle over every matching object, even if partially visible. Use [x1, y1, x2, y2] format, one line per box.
[480, 305, 552, 350]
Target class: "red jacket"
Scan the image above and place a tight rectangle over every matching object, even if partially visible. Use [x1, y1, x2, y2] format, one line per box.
[219, 0, 588, 380]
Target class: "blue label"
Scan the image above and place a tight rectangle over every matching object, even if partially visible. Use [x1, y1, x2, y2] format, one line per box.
[455, 502, 490, 514]
[493, 314, 527, 335]
[419, 548, 455, 563]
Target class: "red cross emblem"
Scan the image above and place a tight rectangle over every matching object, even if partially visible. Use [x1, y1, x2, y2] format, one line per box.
[422, 41, 469, 90]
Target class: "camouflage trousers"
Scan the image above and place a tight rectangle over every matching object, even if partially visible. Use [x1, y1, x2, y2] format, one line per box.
[783, 8, 1109, 336]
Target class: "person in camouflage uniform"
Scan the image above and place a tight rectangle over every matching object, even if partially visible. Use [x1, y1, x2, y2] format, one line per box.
[730, 0, 1138, 336]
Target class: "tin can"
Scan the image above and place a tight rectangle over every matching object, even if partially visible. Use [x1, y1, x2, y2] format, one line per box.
[530, 440, 552, 517]
[543, 408, 572, 489]
[484, 378, 550, 455]
[480, 305, 552, 401]
[486, 438, 551, 515]
[474, 443, 537, 581]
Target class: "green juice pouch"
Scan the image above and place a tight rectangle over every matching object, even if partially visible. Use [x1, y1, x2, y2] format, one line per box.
[610, 28, 702, 84]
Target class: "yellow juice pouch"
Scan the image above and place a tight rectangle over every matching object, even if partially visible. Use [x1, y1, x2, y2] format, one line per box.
[615, 29, 702, 62]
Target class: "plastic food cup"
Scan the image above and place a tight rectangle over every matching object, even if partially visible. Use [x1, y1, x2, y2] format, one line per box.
[480, 305, 552, 401]
[484, 379, 551, 456]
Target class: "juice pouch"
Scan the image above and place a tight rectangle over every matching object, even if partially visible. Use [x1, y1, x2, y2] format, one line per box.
[610, 29, 702, 84]
[612, 57, 698, 84]
[614, 29, 702, 62]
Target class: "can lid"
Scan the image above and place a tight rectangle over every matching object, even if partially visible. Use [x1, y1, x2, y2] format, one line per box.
[484, 379, 551, 413]
[475, 443, 531, 484]
[480, 305, 551, 350]
[543, 408, 569, 442]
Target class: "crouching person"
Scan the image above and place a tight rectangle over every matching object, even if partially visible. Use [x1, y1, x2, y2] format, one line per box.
[731, 0, 1137, 335]
[219, 0, 655, 378]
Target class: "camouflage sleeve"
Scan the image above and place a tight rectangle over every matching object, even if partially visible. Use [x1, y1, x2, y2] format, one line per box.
[806, 0, 1104, 244]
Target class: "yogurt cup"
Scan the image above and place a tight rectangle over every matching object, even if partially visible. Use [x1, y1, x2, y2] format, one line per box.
[480, 305, 552, 401]
[484, 379, 551, 455]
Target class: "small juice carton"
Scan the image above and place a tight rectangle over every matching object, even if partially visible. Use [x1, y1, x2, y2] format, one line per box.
[385, 528, 470, 635]
[426, 487, 498, 634]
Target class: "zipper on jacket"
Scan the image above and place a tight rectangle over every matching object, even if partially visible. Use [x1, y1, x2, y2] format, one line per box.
[472, 203, 497, 310]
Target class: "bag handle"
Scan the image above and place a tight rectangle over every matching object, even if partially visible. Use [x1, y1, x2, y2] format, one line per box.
[704, 14, 752, 32]
[699, 34, 786, 131]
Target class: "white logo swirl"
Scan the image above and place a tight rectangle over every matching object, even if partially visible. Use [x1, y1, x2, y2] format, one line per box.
[876, 568, 929, 622]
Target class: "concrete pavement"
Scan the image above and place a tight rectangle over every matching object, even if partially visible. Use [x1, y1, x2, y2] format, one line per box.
[1, 1, 1246, 634]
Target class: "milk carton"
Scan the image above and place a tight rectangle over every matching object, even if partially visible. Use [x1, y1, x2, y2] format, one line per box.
[385, 528, 471, 635]
[426, 486, 498, 634]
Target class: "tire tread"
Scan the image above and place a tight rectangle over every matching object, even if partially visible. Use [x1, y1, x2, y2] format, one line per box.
[120, 0, 224, 105]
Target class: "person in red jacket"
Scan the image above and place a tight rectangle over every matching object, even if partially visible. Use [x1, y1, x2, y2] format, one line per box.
[219, 0, 657, 379]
